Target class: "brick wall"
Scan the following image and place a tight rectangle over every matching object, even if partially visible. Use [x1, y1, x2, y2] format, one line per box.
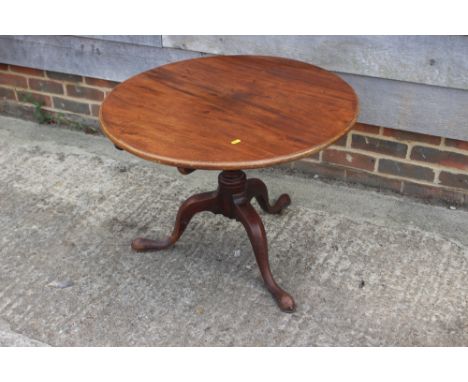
[1, 63, 467, 207]
[0, 63, 117, 132]
[290, 124, 468, 206]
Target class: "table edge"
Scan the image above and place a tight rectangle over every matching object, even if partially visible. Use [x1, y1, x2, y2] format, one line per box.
[100, 113, 359, 170]
[99, 55, 360, 170]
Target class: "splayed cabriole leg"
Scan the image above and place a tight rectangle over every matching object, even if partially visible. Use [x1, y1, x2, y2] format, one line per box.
[246, 178, 291, 214]
[131, 170, 296, 312]
[132, 190, 219, 251]
[234, 201, 296, 312]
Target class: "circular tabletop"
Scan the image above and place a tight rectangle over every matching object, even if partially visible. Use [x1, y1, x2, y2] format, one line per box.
[100, 55, 359, 170]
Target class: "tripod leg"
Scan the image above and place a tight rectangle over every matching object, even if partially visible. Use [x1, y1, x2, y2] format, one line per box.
[246, 178, 291, 214]
[132, 190, 219, 251]
[234, 201, 296, 312]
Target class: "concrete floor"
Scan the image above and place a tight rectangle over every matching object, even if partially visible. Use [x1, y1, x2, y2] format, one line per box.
[0, 115, 467, 346]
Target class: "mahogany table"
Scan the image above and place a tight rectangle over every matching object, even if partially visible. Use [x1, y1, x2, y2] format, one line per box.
[100, 55, 359, 312]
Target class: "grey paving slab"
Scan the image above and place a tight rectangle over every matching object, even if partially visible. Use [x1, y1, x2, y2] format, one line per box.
[0, 319, 49, 346]
[0, 116, 467, 346]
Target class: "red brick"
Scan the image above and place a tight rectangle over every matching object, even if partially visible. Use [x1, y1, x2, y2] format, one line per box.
[383, 128, 441, 145]
[46, 71, 82, 83]
[323, 148, 376, 171]
[37, 110, 99, 132]
[66, 84, 104, 101]
[352, 123, 380, 135]
[85, 77, 119, 88]
[9, 65, 44, 77]
[0, 73, 27, 88]
[294, 160, 346, 180]
[346, 169, 402, 193]
[439, 171, 468, 191]
[352, 134, 408, 158]
[378, 159, 435, 182]
[0, 63, 8, 71]
[0, 87, 16, 101]
[410, 146, 468, 171]
[331, 134, 348, 147]
[29, 78, 63, 94]
[0, 101, 37, 122]
[445, 138, 468, 152]
[303, 151, 320, 161]
[402, 181, 466, 206]
[52, 97, 90, 115]
[17, 91, 52, 107]
[90, 104, 100, 117]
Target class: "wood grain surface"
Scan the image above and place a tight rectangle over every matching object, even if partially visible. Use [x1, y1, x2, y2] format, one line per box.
[100, 55, 359, 170]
